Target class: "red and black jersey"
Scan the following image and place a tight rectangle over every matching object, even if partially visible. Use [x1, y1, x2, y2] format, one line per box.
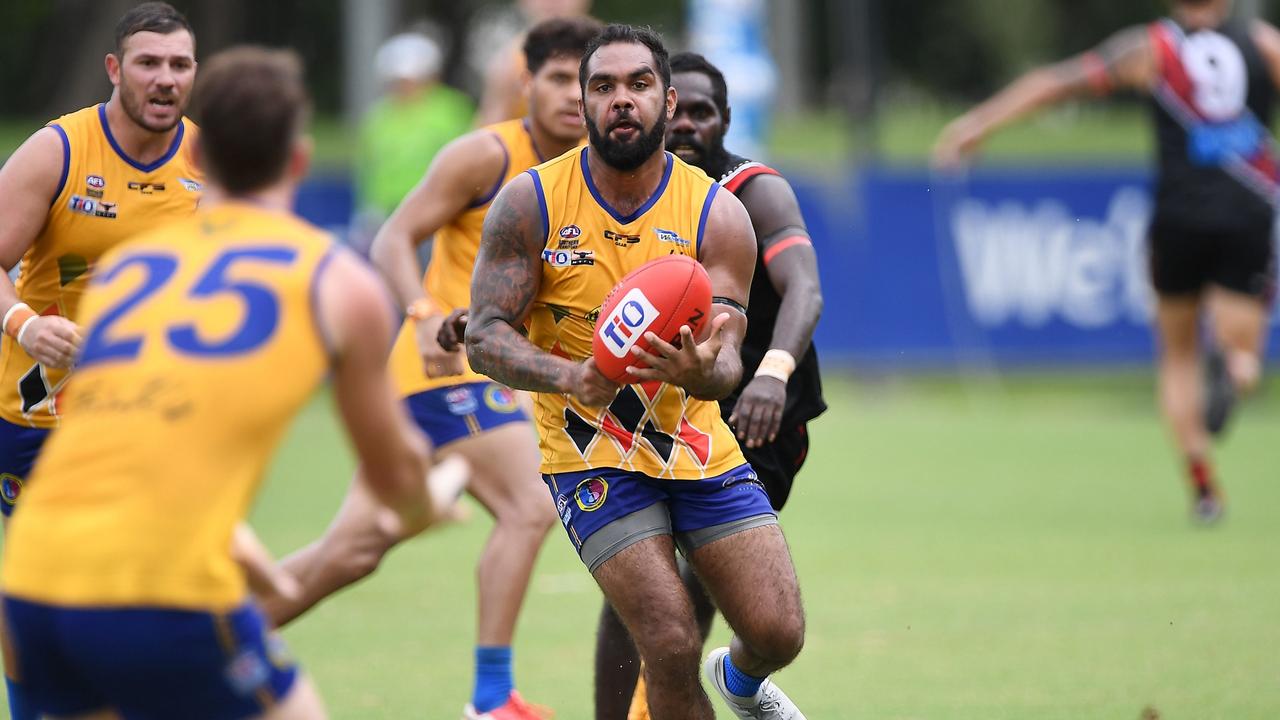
[718, 154, 826, 429]
[1148, 17, 1276, 231]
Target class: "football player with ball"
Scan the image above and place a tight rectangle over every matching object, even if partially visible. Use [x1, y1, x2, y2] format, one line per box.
[466, 24, 807, 720]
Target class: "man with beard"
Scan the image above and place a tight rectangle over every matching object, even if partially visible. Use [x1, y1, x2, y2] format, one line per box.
[255, 17, 602, 720]
[466, 24, 808, 720]
[0, 4, 200, 717]
[594, 50, 826, 720]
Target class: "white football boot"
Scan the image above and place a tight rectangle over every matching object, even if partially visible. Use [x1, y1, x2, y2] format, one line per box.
[703, 647, 806, 720]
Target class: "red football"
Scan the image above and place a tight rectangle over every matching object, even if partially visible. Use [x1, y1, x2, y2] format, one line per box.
[592, 255, 713, 384]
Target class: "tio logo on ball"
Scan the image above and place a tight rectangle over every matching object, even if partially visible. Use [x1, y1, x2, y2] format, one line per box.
[598, 288, 660, 358]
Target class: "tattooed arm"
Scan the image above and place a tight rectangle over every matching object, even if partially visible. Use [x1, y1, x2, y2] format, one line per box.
[933, 25, 1154, 168]
[465, 174, 620, 406]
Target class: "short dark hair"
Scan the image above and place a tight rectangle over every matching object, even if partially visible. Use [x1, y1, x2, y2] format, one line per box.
[578, 24, 671, 93]
[192, 47, 310, 194]
[114, 2, 194, 57]
[524, 16, 605, 74]
[670, 52, 729, 120]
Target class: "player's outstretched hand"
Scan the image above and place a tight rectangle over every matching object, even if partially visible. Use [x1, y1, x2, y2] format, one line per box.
[628, 312, 730, 391]
[385, 454, 471, 538]
[436, 308, 469, 352]
[414, 313, 465, 378]
[570, 357, 622, 407]
[19, 315, 81, 369]
[730, 375, 786, 449]
[232, 523, 301, 603]
[932, 114, 984, 170]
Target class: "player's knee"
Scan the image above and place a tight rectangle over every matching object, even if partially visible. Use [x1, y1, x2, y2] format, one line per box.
[1228, 351, 1261, 394]
[635, 619, 703, 676]
[496, 487, 557, 535]
[745, 610, 806, 667]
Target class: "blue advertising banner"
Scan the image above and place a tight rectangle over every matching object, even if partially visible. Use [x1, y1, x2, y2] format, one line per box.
[800, 166, 1280, 368]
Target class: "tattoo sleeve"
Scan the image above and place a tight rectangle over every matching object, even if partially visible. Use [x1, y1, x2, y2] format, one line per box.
[465, 176, 579, 393]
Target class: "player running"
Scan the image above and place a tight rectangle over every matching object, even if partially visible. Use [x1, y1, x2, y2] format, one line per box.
[256, 17, 602, 720]
[1, 45, 456, 720]
[467, 25, 808, 720]
[0, 4, 201, 716]
[594, 51, 827, 720]
[933, 0, 1280, 522]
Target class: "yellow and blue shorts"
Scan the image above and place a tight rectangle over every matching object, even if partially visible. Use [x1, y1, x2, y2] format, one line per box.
[403, 381, 528, 447]
[0, 417, 51, 517]
[543, 463, 778, 573]
[2, 597, 297, 720]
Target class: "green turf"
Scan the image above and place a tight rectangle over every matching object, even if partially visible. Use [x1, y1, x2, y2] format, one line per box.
[233, 371, 1280, 719]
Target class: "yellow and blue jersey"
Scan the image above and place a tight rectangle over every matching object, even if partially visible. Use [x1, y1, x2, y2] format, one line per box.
[0, 104, 202, 429]
[1, 202, 334, 612]
[389, 118, 548, 397]
[525, 147, 746, 480]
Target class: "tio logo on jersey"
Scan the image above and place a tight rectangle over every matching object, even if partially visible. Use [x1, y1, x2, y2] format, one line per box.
[598, 288, 659, 358]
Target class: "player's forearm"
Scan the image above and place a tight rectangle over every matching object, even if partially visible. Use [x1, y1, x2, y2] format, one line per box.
[466, 319, 577, 394]
[768, 281, 823, 360]
[360, 423, 432, 514]
[965, 67, 1075, 140]
[368, 224, 430, 310]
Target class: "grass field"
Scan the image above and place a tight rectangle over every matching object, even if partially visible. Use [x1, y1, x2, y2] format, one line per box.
[178, 370, 1280, 720]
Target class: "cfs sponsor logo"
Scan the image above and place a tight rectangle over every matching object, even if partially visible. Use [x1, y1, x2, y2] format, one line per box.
[483, 384, 519, 413]
[574, 477, 608, 511]
[68, 195, 117, 219]
[598, 288, 659, 358]
[445, 387, 478, 416]
[542, 249, 595, 267]
[1, 474, 23, 506]
[127, 181, 166, 194]
[605, 229, 640, 247]
[85, 174, 106, 198]
[178, 177, 202, 192]
[655, 228, 690, 247]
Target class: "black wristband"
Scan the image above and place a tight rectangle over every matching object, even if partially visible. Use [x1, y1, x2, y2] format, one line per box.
[712, 296, 747, 315]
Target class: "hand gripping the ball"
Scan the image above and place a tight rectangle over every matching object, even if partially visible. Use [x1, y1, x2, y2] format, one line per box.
[626, 312, 730, 397]
[569, 357, 622, 407]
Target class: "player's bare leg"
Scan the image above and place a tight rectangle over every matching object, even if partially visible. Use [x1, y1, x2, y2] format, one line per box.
[1206, 287, 1268, 394]
[1155, 295, 1222, 520]
[259, 673, 328, 720]
[261, 457, 469, 628]
[599, 557, 717, 720]
[447, 423, 554, 647]
[593, 535, 716, 720]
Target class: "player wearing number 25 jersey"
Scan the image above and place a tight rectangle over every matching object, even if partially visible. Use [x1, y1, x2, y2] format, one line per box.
[934, 0, 1280, 523]
[2, 47, 438, 720]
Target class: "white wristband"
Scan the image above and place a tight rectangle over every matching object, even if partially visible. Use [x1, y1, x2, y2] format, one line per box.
[754, 349, 796, 383]
[16, 314, 38, 348]
[3, 302, 31, 331]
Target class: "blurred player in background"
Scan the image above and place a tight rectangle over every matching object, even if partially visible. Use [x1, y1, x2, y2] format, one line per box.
[0, 3, 200, 717]
[475, 0, 593, 125]
[351, 31, 474, 253]
[594, 51, 827, 720]
[257, 17, 603, 720]
[1, 45, 456, 720]
[466, 25, 807, 720]
[934, 0, 1280, 522]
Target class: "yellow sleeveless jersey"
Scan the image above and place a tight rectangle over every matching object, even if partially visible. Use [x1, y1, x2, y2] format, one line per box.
[0, 104, 202, 429]
[2, 202, 334, 611]
[526, 147, 746, 479]
[390, 118, 547, 396]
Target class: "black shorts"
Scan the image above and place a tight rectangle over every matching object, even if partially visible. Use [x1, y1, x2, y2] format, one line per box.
[1148, 221, 1277, 300]
[740, 422, 810, 511]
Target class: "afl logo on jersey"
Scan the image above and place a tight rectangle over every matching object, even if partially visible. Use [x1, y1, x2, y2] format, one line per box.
[1, 473, 23, 506]
[574, 476, 608, 511]
[559, 225, 582, 239]
[85, 175, 106, 197]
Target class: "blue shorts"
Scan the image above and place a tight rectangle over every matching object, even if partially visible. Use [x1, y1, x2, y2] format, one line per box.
[404, 381, 528, 447]
[543, 463, 777, 572]
[0, 417, 51, 517]
[2, 597, 298, 720]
